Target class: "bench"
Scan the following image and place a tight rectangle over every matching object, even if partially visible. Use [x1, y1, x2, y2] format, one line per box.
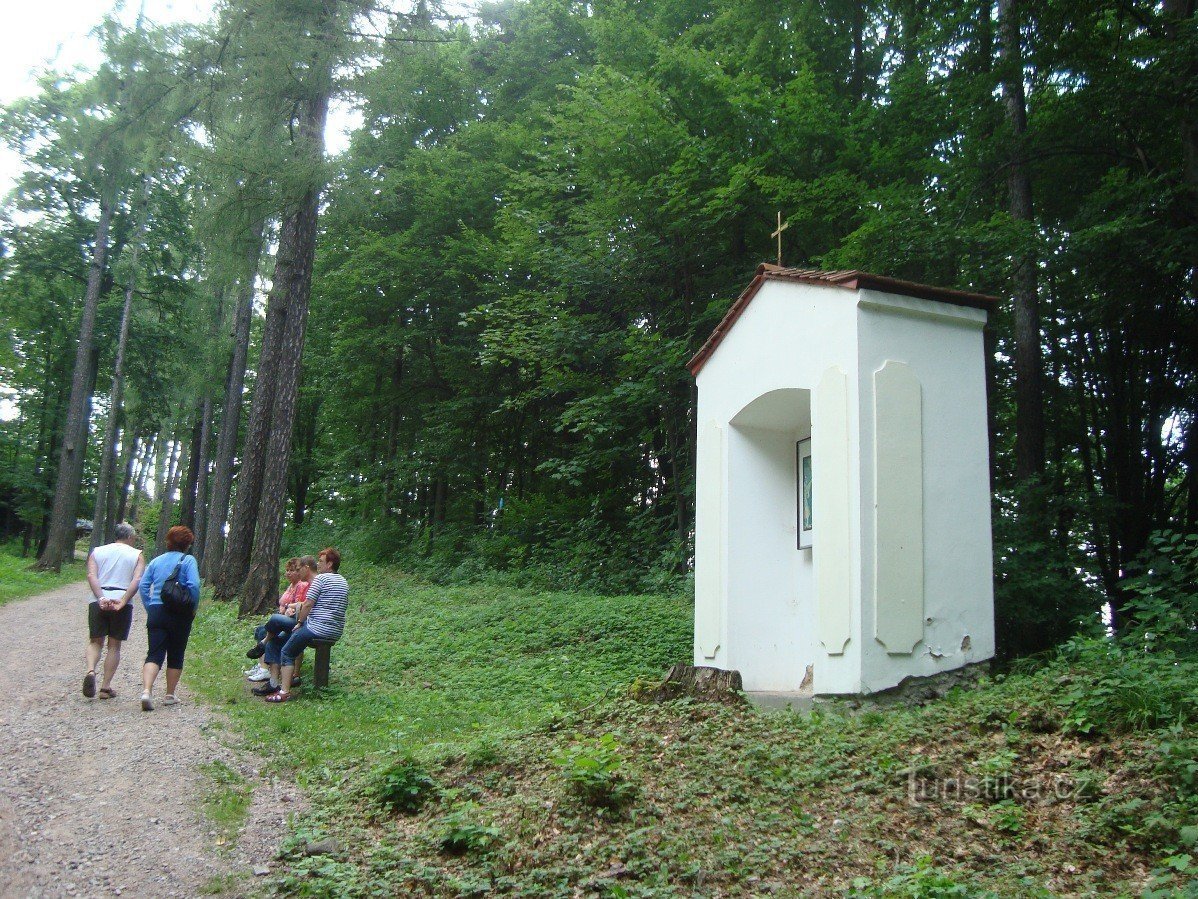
[312, 640, 336, 689]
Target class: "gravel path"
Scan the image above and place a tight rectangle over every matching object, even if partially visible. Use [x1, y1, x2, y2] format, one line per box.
[0, 582, 303, 898]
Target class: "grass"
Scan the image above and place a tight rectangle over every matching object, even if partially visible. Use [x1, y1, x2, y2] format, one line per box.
[186, 561, 692, 772]
[186, 561, 1197, 897]
[0, 542, 86, 607]
[198, 760, 253, 848]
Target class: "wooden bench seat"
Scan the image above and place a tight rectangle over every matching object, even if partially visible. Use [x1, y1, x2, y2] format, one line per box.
[312, 639, 336, 689]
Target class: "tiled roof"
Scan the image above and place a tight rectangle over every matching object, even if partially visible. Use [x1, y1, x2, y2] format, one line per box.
[687, 264, 998, 376]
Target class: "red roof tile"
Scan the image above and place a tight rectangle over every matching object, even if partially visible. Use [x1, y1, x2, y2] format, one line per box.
[687, 264, 998, 376]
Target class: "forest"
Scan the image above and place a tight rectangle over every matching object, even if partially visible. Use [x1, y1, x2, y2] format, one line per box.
[0, 0, 1195, 656]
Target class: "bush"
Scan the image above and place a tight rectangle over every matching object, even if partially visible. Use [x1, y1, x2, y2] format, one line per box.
[553, 732, 638, 811]
[1054, 639, 1198, 735]
[374, 758, 439, 814]
[437, 802, 501, 855]
[1121, 531, 1198, 652]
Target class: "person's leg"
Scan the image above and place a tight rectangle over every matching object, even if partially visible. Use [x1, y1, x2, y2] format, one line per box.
[84, 603, 104, 696]
[163, 614, 192, 701]
[100, 638, 121, 690]
[275, 627, 317, 696]
[142, 606, 168, 709]
[100, 605, 133, 693]
[85, 637, 102, 676]
[142, 662, 161, 698]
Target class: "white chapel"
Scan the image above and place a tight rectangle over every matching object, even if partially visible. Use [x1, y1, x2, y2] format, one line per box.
[690, 265, 996, 697]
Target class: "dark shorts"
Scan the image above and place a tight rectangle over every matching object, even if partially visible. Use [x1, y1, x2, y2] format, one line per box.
[145, 603, 193, 670]
[88, 602, 133, 641]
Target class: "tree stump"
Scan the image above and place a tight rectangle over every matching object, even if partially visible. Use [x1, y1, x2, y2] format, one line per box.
[639, 664, 745, 704]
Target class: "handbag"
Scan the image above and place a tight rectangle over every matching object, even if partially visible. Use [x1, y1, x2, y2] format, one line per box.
[160, 552, 196, 618]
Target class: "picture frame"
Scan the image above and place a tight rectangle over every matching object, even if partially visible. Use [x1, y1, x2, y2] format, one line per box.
[797, 437, 813, 549]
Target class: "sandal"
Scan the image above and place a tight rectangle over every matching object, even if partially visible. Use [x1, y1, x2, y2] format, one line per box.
[82, 671, 96, 698]
[97, 687, 116, 699]
[264, 691, 291, 703]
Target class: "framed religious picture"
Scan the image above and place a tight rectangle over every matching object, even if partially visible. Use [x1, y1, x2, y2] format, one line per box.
[795, 441, 814, 553]
[797, 437, 813, 549]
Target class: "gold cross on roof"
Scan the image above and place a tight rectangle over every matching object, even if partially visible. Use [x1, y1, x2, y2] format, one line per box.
[771, 211, 789, 267]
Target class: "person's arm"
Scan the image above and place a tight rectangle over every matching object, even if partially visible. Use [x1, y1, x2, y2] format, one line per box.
[139, 558, 154, 603]
[184, 557, 201, 602]
[296, 577, 321, 624]
[86, 552, 103, 601]
[115, 553, 145, 611]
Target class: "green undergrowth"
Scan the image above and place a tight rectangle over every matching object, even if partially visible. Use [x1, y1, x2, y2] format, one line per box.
[185, 557, 1198, 897]
[278, 650, 1197, 897]
[186, 560, 693, 771]
[0, 543, 86, 606]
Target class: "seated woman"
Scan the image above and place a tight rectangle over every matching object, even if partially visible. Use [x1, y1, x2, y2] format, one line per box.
[265, 547, 348, 703]
[249, 555, 316, 695]
[245, 557, 306, 681]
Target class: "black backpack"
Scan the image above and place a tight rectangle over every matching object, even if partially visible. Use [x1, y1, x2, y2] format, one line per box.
[160, 552, 195, 618]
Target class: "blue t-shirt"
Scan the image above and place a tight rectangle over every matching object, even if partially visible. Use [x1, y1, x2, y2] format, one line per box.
[139, 552, 200, 607]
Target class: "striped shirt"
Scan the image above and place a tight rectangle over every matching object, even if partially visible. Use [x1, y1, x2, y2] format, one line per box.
[305, 572, 348, 640]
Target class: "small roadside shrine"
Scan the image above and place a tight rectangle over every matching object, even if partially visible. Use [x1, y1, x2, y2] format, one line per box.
[689, 265, 997, 697]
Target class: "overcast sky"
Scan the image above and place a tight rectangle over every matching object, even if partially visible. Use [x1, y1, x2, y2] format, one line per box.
[0, 0, 362, 199]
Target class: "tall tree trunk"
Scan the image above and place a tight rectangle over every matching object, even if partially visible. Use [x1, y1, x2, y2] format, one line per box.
[115, 432, 140, 528]
[192, 393, 215, 566]
[37, 180, 116, 570]
[129, 431, 156, 522]
[239, 91, 330, 616]
[155, 431, 186, 554]
[213, 234, 287, 600]
[202, 226, 263, 581]
[91, 183, 147, 550]
[997, 0, 1046, 484]
[1163, 0, 1198, 532]
[178, 414, 204, 529]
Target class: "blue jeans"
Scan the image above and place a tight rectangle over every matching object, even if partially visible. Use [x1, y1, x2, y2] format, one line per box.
[279, 624, 327, 667]
[262, 614, 297, 665]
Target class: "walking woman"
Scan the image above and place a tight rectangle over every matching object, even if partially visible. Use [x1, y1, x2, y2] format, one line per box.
[138, 526, 200, 711]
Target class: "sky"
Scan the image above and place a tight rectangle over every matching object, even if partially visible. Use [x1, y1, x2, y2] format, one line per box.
[0, 0, 361, 200]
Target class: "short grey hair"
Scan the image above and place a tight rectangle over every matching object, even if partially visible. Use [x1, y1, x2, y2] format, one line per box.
[114, 522, 136, 541]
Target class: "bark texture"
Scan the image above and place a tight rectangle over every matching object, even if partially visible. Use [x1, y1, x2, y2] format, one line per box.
[202, 228, 263, 581]
[239, 92, 330, 616]
[38, 183, 115, 570]
[91, 190, 146, 550]
[997, 0, 1046, 483]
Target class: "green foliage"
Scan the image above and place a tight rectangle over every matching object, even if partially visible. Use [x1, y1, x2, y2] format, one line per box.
[1122, 532, 1198, 652]
[374, 757, 439, 814]
[847, 856, 1004, 898]
[0, 543, 86, 607]
[1052, 639, 1198, 736]
[437, 802, 502, 856]
[553, 732, 638, 811]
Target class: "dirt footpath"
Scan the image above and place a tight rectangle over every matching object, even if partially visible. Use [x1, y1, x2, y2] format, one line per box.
[0, 582, 300, 898]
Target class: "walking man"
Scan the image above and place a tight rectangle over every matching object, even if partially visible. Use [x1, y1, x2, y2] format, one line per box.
[84, 523, 145, 699]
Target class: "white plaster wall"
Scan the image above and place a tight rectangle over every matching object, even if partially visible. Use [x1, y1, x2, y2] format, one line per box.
[725, 422, 807, 690]
[694, 282, 862, 694]
[855, 290, 995, 692]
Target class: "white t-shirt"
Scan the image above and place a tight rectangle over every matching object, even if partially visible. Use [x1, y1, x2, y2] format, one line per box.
[91, 542, 143, 603]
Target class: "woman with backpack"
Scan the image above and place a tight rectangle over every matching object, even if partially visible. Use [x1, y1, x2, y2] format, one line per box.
[137, 525, 200, 711]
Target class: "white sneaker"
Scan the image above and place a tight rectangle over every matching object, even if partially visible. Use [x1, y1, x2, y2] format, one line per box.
[246, 665, 271, 682]
[140, 693, 154, 712]
[163, 694, 179, 705]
